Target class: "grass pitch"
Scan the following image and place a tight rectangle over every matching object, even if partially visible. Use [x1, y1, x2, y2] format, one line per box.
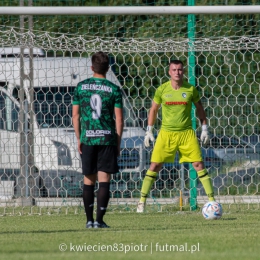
[0, 210, 259, 260]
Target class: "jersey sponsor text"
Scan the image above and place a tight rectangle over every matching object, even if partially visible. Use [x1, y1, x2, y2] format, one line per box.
[165, 101, 188, 105]
[86, 129, 112, 137]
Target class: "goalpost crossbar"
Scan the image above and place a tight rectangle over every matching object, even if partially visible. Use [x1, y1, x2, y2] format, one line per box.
[1, 6, 260, 15]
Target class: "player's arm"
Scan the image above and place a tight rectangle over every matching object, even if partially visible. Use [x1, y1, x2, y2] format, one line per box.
[144, 101, 161, 147]
[147, 101, 161, 126]
[72, 104, 82, 154]
[194, 100, 209, 145]
[114, 107, 124, 156]
[194, 100, 207, 126]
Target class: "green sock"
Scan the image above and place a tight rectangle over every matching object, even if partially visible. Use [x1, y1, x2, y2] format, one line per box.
[140, 170, 157, 203]
[197, 169, 215, 201]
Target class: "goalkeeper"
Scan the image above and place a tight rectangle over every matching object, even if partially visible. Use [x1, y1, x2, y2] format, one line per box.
[137, 60, 215, 213]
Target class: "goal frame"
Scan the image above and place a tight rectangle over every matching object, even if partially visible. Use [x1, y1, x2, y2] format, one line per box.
[0, 5, 260, 214]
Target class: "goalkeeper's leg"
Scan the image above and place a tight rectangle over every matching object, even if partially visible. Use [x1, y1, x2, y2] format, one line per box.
[196, 168, 215, 201]
[140, 170, 157, 203]
[137, 163, 163, 213]
[137, 170, 157, 213]
[181, 133, 215, 202]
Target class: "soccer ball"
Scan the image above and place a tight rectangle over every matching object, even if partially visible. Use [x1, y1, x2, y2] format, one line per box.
[202, 201, 223, 220]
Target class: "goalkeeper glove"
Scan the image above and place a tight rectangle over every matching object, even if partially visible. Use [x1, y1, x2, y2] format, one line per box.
[144, 125, 155, 147]
[200, 125, 210, 145]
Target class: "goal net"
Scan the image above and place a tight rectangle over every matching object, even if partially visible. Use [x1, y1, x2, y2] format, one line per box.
[0, 6, 260, 215]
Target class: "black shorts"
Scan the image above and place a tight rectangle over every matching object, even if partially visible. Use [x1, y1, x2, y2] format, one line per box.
[80, 144, 119, 176]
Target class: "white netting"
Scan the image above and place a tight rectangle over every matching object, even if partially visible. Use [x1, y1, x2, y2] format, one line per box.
[0, 25, 259, 215]
[1, 26, 260, 52]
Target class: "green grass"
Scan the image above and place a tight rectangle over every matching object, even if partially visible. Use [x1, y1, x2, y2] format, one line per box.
[0, 210, 259, 260]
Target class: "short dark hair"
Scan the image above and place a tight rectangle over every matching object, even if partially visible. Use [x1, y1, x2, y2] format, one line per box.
[91, 51, 109, 75]
[169, 60, 184, 67]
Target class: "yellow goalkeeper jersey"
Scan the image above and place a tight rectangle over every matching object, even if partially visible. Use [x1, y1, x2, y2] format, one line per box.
[153, 80, 200, 132]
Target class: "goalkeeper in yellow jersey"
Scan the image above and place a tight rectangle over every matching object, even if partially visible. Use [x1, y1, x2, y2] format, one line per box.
[137, 60, 215, 213]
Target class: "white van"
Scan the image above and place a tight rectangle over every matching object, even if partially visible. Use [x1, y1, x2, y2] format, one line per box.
[0, 49, 146, 197]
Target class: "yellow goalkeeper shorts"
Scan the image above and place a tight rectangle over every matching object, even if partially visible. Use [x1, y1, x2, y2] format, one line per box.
[151, 128, 203, 163]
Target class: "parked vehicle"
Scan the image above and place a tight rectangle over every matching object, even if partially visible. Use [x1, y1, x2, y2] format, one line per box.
[0, 49, 146, 197]
[198, 134, 260, 164]
[241, 134, 260, 154]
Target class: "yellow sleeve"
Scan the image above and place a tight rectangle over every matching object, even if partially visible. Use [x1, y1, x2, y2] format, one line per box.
[192, 86, 200, 103]
[153, 85, 162, 104]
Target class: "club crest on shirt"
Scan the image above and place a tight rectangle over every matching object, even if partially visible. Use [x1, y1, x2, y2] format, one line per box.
[182, 93, 187, 98]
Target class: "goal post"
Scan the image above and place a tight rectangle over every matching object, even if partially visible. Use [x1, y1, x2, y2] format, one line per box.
[0, 5, 260, 215]
[187, 0, 198, 210]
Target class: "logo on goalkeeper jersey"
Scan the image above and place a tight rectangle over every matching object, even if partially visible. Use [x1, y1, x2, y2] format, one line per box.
[182, 93, 187, 98]
[165, 101, 187, 105]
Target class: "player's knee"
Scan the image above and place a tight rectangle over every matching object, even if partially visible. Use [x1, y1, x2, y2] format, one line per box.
[150, 162, 163, 172]
[192, 161, 204, 171]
